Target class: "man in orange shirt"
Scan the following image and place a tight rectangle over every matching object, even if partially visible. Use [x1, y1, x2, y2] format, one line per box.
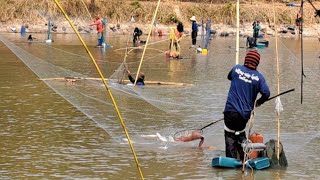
[90, 15, 104, 47]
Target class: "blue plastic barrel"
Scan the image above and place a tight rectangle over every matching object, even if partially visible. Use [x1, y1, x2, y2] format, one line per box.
[212, 156, 242, 168]
[256, 43, 265, 49]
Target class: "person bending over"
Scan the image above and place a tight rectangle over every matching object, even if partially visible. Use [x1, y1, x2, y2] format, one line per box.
[127, 70, 145, 86]
[246, 36, 255, 48]
[133, 27, 143, 44]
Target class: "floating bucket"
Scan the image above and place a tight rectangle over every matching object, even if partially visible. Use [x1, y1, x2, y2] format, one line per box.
[256, 43, 265, 49]
[258, 40, 269, 47]
[202, 49, 208, 55]
[247, 157, 270, 170]
[45, 39, 52, 43]
[212, 156, 242, 168]
[249, 132, 264, 159]
[196, 48, 202, 53]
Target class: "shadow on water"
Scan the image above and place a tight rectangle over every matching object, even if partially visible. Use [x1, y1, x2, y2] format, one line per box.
[0, 32, 319, 179]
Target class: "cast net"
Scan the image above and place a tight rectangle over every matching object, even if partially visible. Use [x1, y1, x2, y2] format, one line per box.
[3, 33, 317, 148]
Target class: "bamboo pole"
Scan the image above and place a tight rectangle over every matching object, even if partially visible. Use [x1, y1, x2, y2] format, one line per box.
[134, 0, 161, 87]
[272, 0, 281, 160]
[40, 77, 193, 86]
[52, 0, 144, 179]
[236, 0, 240, 64]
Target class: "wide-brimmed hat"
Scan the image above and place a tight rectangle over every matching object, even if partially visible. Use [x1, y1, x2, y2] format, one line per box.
[190, 16, 196, 21]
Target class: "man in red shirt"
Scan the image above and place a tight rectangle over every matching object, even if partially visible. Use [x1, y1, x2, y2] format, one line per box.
[90, 15, 104, 47]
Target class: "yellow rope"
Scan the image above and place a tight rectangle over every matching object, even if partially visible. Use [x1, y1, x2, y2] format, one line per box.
[52, 1, 144, 179]
[134, 0, 161, 86]
[80, 0, 93, 20]
[169, 27, 175, 56]
[272, 0, 281, 160]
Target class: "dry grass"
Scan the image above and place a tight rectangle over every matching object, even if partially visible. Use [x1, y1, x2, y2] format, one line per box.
[1, 0, 320, 27]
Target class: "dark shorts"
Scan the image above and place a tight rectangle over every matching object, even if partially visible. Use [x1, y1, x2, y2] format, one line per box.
[225, 130, 246, 160]
[224, 111, 248, 131]
[224, 111, 249, 160]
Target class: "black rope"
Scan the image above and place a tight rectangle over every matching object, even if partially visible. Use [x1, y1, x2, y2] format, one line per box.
[301, 0, 320, 103]
[307, 0, 320, 17]
[300, 0, 305, 104]
[200, 118, 224, 130]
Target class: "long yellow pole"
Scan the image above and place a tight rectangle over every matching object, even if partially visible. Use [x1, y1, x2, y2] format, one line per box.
[52, 1, 144, 179]
[134, 0, 161, 86]
[272, 0, 281, 160]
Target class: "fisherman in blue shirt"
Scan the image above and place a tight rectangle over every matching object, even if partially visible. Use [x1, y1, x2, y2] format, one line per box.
[223, 50, 270, 160]
[190, 16, 198, 47]
[127, 70, 145, 86]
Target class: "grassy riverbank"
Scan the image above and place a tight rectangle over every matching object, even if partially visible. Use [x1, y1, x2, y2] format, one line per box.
[1, 0, 320, 37]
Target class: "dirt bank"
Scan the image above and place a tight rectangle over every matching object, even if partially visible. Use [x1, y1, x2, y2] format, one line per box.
[1, 1, 320, 38]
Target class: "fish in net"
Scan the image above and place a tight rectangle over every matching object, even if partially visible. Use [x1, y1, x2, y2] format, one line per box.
[173, 129, 204, 147]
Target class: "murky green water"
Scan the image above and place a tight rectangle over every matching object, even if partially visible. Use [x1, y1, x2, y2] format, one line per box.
[0, 32, 319, 179]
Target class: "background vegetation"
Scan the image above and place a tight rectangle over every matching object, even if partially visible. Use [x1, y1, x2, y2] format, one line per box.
[1, 0, 320, 27]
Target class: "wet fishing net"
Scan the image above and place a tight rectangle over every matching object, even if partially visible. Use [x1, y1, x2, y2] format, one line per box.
[172, 118, 224, 142]
[105, 38, 228, 120]
[0, 35, 171, 140]
[108, 60, 128, 84]
[3, 32, 318, 150]
[263, 139, 288, 168]
[0, 34, 219, 144]
[173, 129, 203, 141]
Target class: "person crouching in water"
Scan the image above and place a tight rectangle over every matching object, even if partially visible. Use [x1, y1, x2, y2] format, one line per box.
[27, 34, 35, 41]
[133, 27, 143, 44]
[246, 36, 255, 48]
[127, 69, 145, 86]
[223, 50, 270, 161]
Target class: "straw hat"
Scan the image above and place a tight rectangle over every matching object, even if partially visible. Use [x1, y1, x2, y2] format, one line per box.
[190, 16, 196, 21]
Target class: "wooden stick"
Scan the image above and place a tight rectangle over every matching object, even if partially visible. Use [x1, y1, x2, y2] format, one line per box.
[236, 0, 240, 65]
[134, 0, 161, 87]
[272, 0, 281, 161]
[39, 77, 193, 86]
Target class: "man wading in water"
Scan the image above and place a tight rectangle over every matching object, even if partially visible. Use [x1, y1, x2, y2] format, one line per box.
[223, 50, 270, 160]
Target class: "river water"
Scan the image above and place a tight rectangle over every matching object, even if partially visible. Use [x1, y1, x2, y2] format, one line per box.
[0, 32, 319, 179]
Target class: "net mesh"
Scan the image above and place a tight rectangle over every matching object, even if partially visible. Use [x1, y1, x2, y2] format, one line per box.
[173, 129, 203, 141]
[108, 60, 128, 84]
[3, 33, 319, 148]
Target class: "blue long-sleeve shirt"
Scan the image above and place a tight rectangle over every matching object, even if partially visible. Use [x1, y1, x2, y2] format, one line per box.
[224, 64, 270, 119]
[192, 21, 198, 32]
